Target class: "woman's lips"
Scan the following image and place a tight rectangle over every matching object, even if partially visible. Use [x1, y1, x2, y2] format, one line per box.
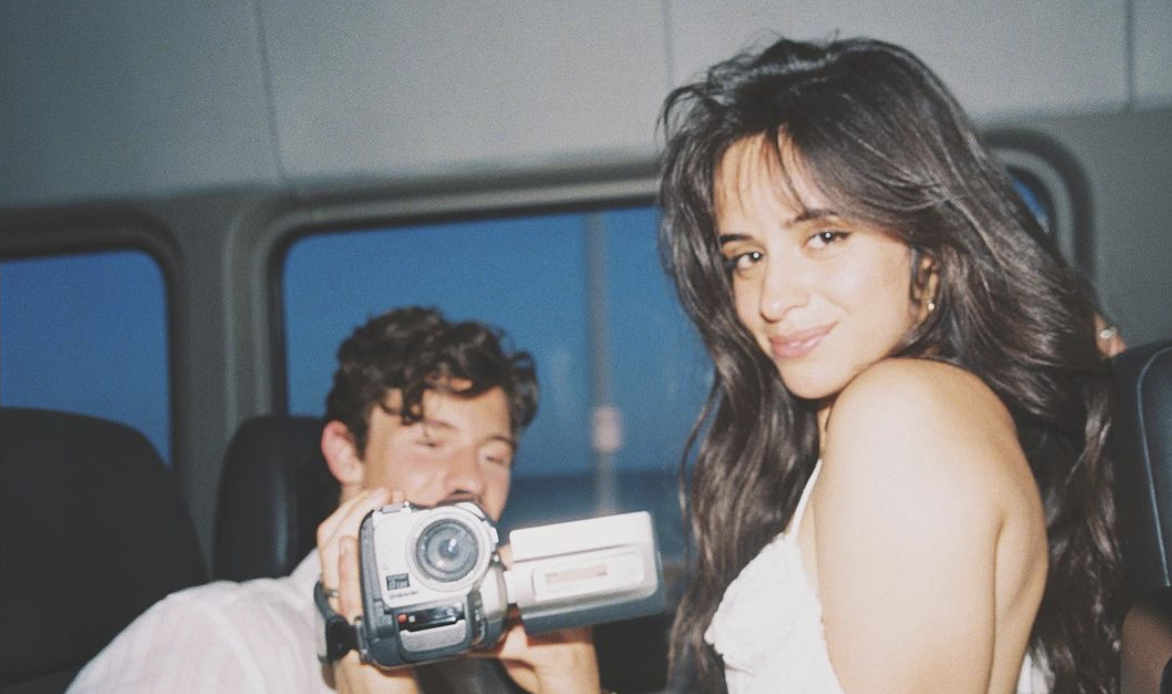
[769, 325, 832, 359]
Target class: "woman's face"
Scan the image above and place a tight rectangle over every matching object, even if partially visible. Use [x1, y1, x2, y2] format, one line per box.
[714, 135, 921, 401]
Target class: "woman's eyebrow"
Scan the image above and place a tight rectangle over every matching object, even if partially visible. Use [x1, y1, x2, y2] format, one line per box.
[718, 233, 751, 246]
[717, 208, 842, 244]
[789, 208, 840, 225]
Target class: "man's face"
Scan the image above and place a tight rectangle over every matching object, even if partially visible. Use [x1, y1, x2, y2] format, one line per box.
[358, 385, 515, 521]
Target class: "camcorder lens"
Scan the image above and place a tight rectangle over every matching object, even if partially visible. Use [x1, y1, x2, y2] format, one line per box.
[416, 519, 480, 583]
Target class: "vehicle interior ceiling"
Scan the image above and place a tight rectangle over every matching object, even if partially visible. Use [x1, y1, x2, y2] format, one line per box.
[1, 3, 1170, 693]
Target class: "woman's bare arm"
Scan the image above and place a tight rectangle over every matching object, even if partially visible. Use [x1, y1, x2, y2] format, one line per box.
[815, 359, 1042, 694]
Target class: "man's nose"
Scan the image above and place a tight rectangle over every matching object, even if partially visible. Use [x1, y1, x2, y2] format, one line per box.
[441, 450, 486, 499]
[758, 256, 809, 322]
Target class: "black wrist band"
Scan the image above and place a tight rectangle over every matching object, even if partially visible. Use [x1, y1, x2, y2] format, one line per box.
[314, 580, 360, 663]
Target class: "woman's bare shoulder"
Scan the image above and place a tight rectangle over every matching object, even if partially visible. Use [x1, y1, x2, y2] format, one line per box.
[837, 358, 1004, 418]
[820, 358, 1027, 514]
[814, 367, 1041, 693]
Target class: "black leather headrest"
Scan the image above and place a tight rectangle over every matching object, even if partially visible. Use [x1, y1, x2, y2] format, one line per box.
[0, 407, 207, 690]
[1120, 586, 1172, 694]
[1111, 339, 1172, 603]
[214, 415, 339, 581]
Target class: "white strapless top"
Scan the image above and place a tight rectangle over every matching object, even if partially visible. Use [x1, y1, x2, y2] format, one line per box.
[704, 460, 1046, 694]
[704, 460, 843, 694]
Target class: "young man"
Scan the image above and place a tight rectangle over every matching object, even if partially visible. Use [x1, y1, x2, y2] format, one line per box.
[68, 307, 601, 694]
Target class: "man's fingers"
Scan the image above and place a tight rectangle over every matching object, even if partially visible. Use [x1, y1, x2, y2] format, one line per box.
[337, 536, 363, 620]
[318, 487, 391, 547]
[317, 487, 392, 603]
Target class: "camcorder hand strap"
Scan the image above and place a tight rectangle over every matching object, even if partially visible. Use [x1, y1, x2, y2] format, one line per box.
[314, 580, 361, 664]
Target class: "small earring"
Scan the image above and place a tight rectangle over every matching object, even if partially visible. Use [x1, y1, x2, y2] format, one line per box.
[927, 301, 936, 313]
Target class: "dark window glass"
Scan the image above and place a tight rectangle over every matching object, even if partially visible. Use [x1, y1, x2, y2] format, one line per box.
[0, 250, 171, 462]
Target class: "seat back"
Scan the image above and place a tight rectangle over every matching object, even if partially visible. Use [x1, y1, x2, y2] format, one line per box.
[214, 415, 338, 581]
[1110, 340, 1172, 694]
[1121, 587, 1172, 694]
[1111, 339, 1172, 601]
[0, 408, 207, 694]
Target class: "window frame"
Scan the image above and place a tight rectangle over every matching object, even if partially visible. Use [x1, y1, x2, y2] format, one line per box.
[0, 207, 183, 466]
[249, 164, 661, 417]
[987, 129, 1095, 278]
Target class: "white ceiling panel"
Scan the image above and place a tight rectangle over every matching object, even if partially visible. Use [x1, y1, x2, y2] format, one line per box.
[667, 0, 1129, 121]
[0, 1, 280, 208]
[1133, 0, 1172, 107]
[261, 2, 671, 183]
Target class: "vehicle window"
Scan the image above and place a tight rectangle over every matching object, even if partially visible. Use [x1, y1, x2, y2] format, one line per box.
[282, 206, 707, 551]
[1009, 172, 1054, 234]
[0, 250, 172, 462]
[993, 142, 1087, 273]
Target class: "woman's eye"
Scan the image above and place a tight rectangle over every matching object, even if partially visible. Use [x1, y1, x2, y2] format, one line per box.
[809, 230, 849, 248]
[723, 251, 762, 275]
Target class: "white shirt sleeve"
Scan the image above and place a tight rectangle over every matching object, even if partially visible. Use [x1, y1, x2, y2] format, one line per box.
[66, 575, 331, 694]
[66, 586, 262, 693]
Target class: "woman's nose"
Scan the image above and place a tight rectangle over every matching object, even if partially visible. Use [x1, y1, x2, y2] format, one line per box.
[758, 256, 809, 321]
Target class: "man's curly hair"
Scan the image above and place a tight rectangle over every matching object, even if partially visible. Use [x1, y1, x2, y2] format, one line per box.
[324, 307, 538, 456]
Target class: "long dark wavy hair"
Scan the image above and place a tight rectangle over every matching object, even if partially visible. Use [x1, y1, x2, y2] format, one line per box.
[659, 36, 1122, 694]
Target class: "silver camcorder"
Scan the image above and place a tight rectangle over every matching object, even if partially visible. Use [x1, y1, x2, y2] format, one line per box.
[352, 498, 664, 669]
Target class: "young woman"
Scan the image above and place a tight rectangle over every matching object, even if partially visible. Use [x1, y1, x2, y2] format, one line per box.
[658, 37, 1122, 694]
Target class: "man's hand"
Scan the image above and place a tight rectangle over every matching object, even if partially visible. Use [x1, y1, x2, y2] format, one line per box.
[317, 488, 420, 694]
[483, 621, 601, 694]
[1094, 313, 1126, 358]
[317, 496, 602, 694]
[472, 544, 602, 694]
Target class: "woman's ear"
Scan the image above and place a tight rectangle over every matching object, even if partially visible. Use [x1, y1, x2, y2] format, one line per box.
[915, 255, 940, 322]
[322, 420, 365, 492]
